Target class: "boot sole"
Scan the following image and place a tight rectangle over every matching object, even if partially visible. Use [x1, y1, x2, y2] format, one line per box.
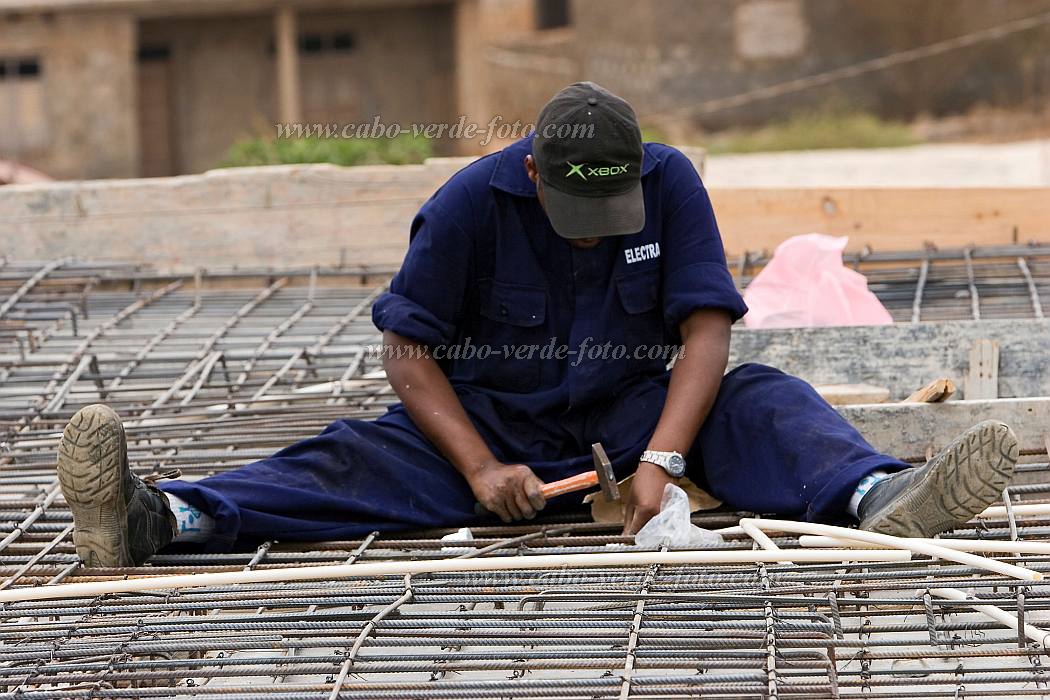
[56, 404, 134, 567]
[860, 420, 1018, 538]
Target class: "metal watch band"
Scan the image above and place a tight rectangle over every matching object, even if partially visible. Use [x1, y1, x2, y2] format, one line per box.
[640, 449, 685, 476]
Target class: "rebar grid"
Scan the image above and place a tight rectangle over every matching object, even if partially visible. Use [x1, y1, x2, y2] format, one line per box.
[2, 257, 1050, 698]
[732, 243, 1050, 323]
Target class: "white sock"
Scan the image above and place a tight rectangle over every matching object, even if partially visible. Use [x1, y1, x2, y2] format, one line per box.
[165, 493, 216, 543]
[847, 469, 891, 519]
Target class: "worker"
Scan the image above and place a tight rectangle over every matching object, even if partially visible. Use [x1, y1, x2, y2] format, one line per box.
[57, 83, 1017, 566]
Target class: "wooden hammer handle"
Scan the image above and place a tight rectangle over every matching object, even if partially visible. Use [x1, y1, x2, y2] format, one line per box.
[541, 470, 598, 498]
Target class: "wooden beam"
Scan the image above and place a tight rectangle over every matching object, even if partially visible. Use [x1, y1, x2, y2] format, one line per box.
[730, 319, 1050, 401]
[814, 383, 889, 406]
[965, 338, 1000, 400]
[840, 397, 1050, 462]
[710, 188, 1050, 255]
[904, 377, 955, 403]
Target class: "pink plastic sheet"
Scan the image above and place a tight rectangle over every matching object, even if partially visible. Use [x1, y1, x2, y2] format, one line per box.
[742, 234, 893, 328]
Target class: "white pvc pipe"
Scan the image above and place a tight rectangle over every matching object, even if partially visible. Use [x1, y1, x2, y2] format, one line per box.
[739, 519, 789, 564]
[715, 525, 747, 538]
[978, 503, 1050, 520]
[739, 520, 780, 551]
[738, 518, 1040, 582]
[800, 534, 1050, 555]
[0, 549, 910, 604]
[930, 587, 1050, 649]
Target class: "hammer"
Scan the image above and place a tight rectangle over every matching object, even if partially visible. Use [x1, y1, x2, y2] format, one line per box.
[475, 443, 620, 517]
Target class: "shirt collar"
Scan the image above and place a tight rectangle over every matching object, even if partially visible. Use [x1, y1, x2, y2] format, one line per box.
[489, 135, 661, 197]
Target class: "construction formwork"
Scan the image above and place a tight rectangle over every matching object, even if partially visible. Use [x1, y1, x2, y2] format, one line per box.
[2, 257, 1050, 698]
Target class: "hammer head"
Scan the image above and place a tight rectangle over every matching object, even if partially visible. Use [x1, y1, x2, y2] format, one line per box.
[591, 442, 619, 502]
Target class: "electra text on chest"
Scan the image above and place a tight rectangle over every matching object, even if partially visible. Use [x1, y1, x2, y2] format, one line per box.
[625, 242, 661, 264]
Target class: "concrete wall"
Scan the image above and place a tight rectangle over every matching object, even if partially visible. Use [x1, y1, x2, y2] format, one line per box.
[0, 148, 706, 270]
[573, 0, 1050, 129]
[141, 15, 274, 176]
[483, 0, 1050, 133]
[481, 28, 580, 148]
[0, 11, 138, 179]
[299, 6, 456, 131]
[453, 0, 539, 153]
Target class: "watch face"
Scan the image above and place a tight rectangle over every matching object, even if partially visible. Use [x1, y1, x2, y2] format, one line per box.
[667, 454, 686, 477]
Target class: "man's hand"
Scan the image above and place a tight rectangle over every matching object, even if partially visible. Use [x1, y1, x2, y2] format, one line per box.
[622, 462, 676, 536]
[468, 462, 547, 523]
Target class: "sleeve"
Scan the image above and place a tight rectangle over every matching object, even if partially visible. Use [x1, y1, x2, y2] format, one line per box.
[371, 192, 473, 348]
[659, 150, 748, 327]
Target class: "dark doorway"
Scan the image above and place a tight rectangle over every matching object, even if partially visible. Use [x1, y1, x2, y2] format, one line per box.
[137, 44, 178, 177]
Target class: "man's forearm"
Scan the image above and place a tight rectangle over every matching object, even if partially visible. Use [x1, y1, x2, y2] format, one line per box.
[646, 309, 732, 456]
[622, 309, 732, 535]
[382, 331, 496, 479]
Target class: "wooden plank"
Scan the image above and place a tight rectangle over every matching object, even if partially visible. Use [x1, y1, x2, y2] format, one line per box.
[965, 338, 1000, 400]
[839, 397, 1050, 463]
[814, 384, 890, 406]
[0, 149, 708, 270]
[710, 188, 1050, 255]
[729, 319, 1050, 401]
[904, 377, 955, 403]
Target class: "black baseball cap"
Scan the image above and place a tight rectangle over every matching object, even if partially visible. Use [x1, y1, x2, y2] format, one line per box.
[532, 82, 645, 239]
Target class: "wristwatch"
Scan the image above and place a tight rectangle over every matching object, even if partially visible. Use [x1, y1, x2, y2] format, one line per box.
[640, 450, 686, 478]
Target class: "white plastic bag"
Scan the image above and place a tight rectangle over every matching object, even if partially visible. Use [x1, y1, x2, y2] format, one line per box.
[743, 234, 893, 328]
[635, 484, 724, 549]
[439, 527, 475, 553]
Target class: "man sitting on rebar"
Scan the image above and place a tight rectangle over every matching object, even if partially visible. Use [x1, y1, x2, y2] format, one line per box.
[56, 83, 1018, 566]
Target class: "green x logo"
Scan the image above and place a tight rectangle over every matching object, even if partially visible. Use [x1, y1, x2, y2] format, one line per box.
[565, 162, 586, 180]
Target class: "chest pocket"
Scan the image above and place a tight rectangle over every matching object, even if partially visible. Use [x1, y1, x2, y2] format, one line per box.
[616, 268, 660, 314]
[474, 279, 547, 392]
[481, 280, 547, 327]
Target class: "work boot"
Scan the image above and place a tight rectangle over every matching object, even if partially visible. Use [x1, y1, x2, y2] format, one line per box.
[859, 420, 1018, 538]
[57, 404, 177, 567]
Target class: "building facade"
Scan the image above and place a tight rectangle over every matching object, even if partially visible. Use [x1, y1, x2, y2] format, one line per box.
[0, 0, 554, 179]
[483, 0, 1050, 138]
[2, 0, 1047, 180]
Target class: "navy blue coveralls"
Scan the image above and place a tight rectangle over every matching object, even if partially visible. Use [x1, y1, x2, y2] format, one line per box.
[162, 137, 909, 552]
